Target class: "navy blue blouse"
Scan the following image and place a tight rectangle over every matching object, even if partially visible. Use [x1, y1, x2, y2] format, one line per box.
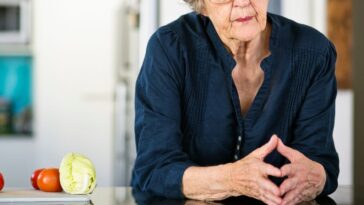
[132, 12, 339, 199]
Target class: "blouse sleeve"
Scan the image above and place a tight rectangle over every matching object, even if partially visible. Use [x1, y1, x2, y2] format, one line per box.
[291, 41, 339, 195]
[133, 30, 196, 199]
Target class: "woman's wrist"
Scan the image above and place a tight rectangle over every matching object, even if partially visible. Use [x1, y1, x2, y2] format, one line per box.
[221, 163, 239, 196]
[182, 164, 237, 200]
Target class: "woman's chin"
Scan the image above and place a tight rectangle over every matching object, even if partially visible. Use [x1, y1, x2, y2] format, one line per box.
[231, 33, 259, 42]
[229, 22, 263, 41]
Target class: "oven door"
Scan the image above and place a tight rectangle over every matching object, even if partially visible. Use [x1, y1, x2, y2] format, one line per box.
[0, 0, 31, 44]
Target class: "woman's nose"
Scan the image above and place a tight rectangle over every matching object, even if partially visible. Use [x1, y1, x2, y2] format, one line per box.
[232, 0, 250, 7]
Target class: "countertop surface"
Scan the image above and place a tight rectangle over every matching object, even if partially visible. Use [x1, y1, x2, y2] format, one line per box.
[0, 186, 359, 205]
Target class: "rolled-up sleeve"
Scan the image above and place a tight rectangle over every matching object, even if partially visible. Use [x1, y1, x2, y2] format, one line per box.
[291, 41, 339, 195]
[133, 30, 196, 199]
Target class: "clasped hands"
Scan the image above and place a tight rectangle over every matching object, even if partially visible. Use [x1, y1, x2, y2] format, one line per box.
[225, 135, 326, 205]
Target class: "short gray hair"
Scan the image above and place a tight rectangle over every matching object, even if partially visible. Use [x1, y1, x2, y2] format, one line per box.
[183, 0, 204, 13]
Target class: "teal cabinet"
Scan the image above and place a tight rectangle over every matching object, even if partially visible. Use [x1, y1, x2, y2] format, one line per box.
[0, 56, 32, 136]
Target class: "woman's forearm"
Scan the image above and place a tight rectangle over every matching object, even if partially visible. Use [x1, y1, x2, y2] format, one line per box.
[181, 164, 238, 201]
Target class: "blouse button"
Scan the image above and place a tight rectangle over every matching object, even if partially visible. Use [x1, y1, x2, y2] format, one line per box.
[238, 136, 242, 142]
[234, 155, 238, 160]
[236, 145, 240, 150]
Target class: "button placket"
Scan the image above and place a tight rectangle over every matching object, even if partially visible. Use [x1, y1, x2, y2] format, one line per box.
[236, 136, 242, 151]
[234, 135, 242, 161]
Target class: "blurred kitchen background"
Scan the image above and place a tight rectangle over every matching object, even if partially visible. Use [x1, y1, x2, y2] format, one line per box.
[0, 0, 360, 190]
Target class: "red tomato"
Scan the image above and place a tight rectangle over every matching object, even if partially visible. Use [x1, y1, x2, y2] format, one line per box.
[37, 168, 62, 192]
[31, 168, 44, 190]
[0, 172, 4, 191]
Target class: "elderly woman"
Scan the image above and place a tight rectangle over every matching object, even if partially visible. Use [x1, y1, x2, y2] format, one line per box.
[131, 0, 339, 205]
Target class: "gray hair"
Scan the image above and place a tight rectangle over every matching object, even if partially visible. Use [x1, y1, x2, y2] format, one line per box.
[183, 0, 204, 13]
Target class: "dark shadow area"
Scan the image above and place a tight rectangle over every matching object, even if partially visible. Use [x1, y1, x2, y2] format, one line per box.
[353, 0, 364, 203]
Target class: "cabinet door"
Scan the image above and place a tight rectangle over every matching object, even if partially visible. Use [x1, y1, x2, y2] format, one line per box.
[33, 0, 121, 186]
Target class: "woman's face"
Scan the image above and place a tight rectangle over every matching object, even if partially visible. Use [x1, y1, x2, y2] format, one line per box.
[203, 0, 269, 42]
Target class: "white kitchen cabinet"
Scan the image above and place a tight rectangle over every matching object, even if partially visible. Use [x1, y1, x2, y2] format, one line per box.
[32, 0, 122, 186]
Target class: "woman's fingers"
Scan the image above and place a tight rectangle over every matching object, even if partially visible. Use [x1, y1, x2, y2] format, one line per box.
[277, 138, 302, 162]
[261, 192, 282, 205]
[253, 135, 279, 160]
[252, 174, 282, 205]
[281, 186, 303, 205]
[279, 176, 298, 196]
[260, 177, 281, 196]
[264, 163, 282, 177]
[278, 150, 326, 204]
[231, 158, 283, 203]
[281, 164, 293, 177]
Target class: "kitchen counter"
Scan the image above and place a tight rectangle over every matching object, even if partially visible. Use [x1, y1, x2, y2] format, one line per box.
[0, 186, 359, 205]
[93, 186, 356, 205]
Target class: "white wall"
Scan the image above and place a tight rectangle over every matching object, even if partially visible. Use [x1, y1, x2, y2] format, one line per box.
[0, 139, 35, 187]
[159, 0, 191, 26]
[333, 91, 353, 186]
[281, 0, 327, 34]
[138, 0, 191, 67]
[139, 0, 158, 67]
